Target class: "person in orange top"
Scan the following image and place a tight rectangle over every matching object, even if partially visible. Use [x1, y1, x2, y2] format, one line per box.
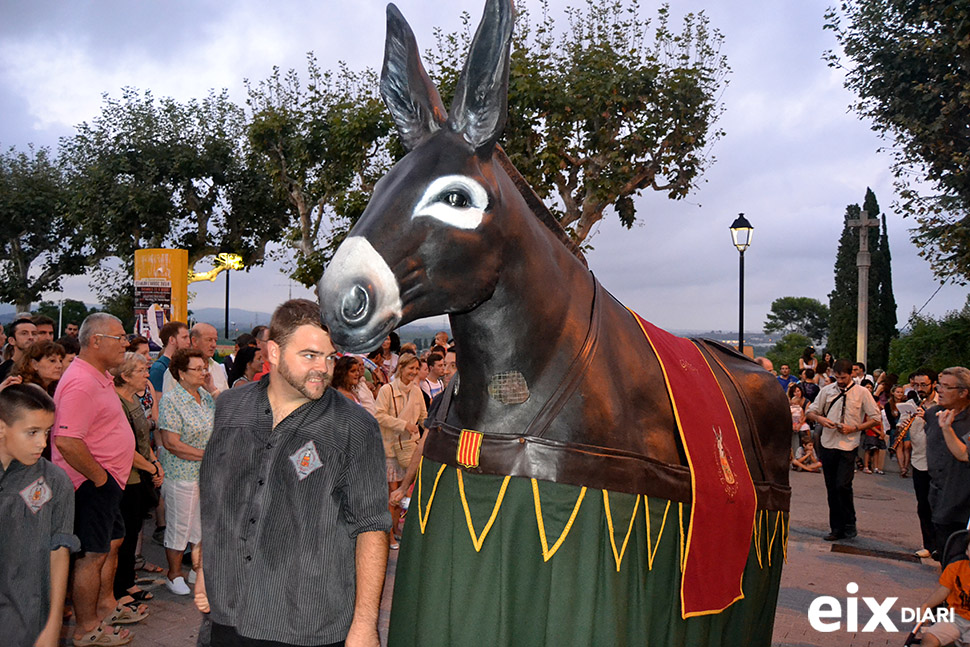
[918, 540, 970, 646]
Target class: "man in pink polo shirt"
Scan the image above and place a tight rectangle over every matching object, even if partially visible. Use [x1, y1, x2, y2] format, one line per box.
[52, 313, 144, 645]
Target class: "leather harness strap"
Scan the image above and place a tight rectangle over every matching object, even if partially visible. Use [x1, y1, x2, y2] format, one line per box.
[524, 277, 602, 439]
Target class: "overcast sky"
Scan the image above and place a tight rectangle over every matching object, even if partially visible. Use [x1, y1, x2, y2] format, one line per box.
[1, 0, 966, 335]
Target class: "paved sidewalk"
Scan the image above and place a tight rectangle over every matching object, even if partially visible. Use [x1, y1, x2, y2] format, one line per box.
[61, 462, 941, 646]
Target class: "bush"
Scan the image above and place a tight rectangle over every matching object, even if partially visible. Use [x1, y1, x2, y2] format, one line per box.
[766, 332, 813, 374]
[889, 299, 970, 377]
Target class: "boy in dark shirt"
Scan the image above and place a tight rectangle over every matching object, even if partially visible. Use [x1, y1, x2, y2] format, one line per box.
[0, 384, 80, 646]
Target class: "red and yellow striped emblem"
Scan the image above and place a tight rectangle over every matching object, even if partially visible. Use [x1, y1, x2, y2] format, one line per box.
[456, 429, 484, 469]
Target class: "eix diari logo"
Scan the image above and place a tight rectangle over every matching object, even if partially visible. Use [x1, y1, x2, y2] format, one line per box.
[808, 582, 954, 633]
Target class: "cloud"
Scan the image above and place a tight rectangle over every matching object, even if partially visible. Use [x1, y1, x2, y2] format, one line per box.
[1, 0, 966, 340]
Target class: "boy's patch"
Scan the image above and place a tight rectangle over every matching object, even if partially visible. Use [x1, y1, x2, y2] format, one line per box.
[289, 441, 323, 481]
[20, 477, 52, 514]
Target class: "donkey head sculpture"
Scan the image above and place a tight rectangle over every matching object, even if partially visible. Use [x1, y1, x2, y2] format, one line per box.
[320, 0, 574, 354]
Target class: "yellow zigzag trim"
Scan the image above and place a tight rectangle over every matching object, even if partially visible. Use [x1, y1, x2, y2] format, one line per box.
[603, 491, 641, 572]
[753, 510, 763, 568]
[678, 503, 686, 573]
[532, 479, 586, 562]
[768, 510, 783, 568]
[783, 512, 790, 564]
[457, 470, 511, 552]
[417, 458, 447, 534]
[644, 497, 672, 571]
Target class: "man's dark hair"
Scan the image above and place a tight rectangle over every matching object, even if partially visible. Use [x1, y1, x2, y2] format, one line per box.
[853, 361, 866, 373]
[269, 300, 327, 349]
[128, 335, 150, 350]
[170, 348, 205, 381]
[31, 314, 55, 329]
[8, 318, 35, 338]
[427, 352, 444, 369]
[160, 321, 188, 347]
[833, 359, 854, 375]
[0, 383, 55, 425]
[235, 333, 256, 349]
[860, 379, 874, 388]
[912, 367, 939, 384]
[55, 336, 80, 355]
[251, 325, 268, 339]
[803, 368, 816, 380]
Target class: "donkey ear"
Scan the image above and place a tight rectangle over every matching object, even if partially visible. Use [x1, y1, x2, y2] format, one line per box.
[380, 4, 449, 152]
[449, 0, 514, 152]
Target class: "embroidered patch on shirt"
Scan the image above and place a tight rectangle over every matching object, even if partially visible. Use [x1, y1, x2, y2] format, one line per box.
[289, 441, 323, 481]
[20, 477, 52, 514]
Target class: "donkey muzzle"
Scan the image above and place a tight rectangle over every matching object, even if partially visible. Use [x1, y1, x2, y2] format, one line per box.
[318, 236, 403, 352]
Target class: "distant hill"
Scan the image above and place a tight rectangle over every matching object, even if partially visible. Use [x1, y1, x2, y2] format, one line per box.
[190, 307, 272, 336]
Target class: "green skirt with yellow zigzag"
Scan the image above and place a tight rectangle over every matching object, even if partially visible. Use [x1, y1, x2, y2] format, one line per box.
[387, 459, 786, 647]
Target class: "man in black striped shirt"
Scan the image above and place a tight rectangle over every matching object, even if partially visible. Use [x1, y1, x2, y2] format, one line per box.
[197, 300, 391, 646]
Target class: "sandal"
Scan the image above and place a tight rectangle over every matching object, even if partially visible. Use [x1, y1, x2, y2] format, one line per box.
[126, 587, 154, 601]
[135, 557, 164, 573]
[104, 599, 149, 625]
[73, 624, 132, 646]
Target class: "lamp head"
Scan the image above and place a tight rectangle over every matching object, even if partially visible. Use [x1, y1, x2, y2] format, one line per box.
[729, 213, 754, 253]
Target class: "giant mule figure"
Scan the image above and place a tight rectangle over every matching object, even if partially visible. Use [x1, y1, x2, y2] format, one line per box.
[318, 1, 791, 645]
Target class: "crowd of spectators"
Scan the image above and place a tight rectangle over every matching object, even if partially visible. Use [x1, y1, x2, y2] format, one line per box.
[0, 309, 455, 646]
[770, 346, 970, 560]
[5, 308, 968, 645]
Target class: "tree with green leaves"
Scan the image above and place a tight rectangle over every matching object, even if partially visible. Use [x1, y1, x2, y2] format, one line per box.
[766, 332, 814, 375]
[827, 189, 897, 369]
[825, 0, 970, 283]
[245, 57, 395, 287]
[60, 87, 288, 275]
[0, 146, 86, 311]
[763, 296, 829, 344]
[59, 88, 288, 320]
[34, 299, 97, 334]
[426, 0, 730, 244]
[888, 297, 970, 377]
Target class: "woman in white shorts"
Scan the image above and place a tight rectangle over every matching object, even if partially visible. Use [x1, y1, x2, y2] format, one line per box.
[157, 348, 215, 596]
[375, 352, 427, 548]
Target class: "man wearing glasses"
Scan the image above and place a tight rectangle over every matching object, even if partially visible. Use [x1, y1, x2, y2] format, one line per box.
[52, 313, 146, 645]
[197, 299, 391, 647]
[925, 367, 970, 556]
[806, 358, 882, 541]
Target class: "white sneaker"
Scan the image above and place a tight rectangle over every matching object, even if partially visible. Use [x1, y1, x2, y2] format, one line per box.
[166, 576, 191, 595]
[188, 569, 197, 584]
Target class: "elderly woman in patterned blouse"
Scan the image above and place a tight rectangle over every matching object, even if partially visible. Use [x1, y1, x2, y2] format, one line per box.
[158, 348, 215, 596]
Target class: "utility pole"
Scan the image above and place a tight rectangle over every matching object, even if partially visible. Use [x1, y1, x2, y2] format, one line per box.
[846, 210, 880, 365]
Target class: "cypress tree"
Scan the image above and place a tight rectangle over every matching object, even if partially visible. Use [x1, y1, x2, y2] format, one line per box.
[827, 188, 897, 368]
[828, 204, 862, 361]
[870, 211, 898, 369]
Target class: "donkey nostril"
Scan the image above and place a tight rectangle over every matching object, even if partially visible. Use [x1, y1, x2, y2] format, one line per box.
[341, 284, 370, 323]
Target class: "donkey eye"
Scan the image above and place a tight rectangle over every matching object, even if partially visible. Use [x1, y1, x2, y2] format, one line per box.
[442, 191, 469, 208]
[412, 175, 489, 230]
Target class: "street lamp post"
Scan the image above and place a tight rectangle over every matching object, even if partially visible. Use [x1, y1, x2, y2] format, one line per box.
[225, 267, 231, 340]
[729, 214, 754, 354]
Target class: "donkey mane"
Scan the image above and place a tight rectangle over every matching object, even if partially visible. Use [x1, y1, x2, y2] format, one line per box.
[493, 147, 588, 268]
